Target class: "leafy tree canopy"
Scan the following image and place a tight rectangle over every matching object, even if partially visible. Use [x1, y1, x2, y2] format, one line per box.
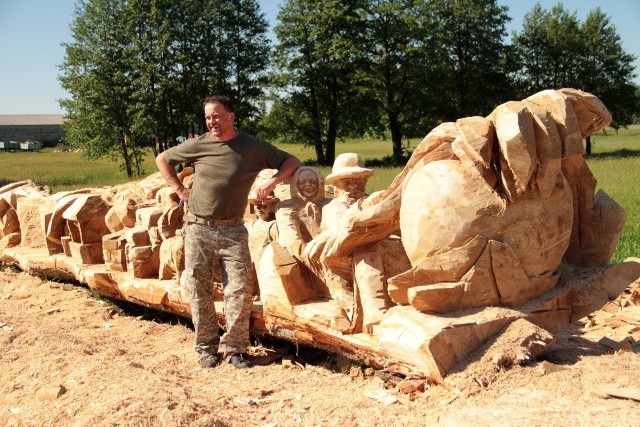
[512, 4, 637, 130]
[59, 0, 271, 177]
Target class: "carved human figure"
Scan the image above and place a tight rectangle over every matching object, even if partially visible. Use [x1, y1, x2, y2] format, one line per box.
[305, 89, 621, 315]
[251, 166, 334, 311]
[274, 166, 330, 257]
[246, 190, 279, 281]
[305, 153, 393, 333]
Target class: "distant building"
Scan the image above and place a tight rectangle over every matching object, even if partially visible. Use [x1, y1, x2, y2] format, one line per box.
[0, 115, 66, 147]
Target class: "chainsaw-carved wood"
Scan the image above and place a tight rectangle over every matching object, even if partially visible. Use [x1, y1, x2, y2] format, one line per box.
[1, 89, 636, 381]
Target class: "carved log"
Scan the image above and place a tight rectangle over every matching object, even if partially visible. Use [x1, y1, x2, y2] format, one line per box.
[0, 232, 20, 250]
[105, 190, 141, 232]
[62, 194, 110, 245]
[0, 89, 635, 382]
[69, 241, 104, 264]
[526, 89, 585, 157]
[46, 192, 88, 254]
[0, 198, 20, 239]
[103, 232, 127, 271]
[16, 196, 55, 248]
[159, 235, 184, 280]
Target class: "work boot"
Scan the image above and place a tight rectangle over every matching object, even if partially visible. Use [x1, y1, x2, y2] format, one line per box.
[228, 353, 252, 369]
[199, 353, 220, 368]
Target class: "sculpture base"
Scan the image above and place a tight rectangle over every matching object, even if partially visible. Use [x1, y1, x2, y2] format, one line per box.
[2, 246, 639, 382]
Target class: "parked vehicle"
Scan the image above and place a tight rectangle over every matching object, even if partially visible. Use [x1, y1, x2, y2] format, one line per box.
[0, 141, 21, 150]
[20, 140, 42, 151]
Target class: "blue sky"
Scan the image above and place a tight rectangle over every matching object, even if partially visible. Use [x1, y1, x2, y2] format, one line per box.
[0, 0, 638, 115]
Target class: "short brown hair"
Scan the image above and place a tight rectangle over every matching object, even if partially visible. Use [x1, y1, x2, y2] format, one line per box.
[202, 95, 235, 113]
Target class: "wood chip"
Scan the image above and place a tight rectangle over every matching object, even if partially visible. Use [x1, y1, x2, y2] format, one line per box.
[617, 306, 640, 324]
[600, 301, 621, 314]
[36, 385, 66, 401]
[538, 361, 567, 375]
[350, 367, 365, 383]
[363, 389, 399, 405]
[597, 385, 640, 402]
[424, 415, 441, 425]
[397, 380, 417, 394]
[598, 336, 634, 351]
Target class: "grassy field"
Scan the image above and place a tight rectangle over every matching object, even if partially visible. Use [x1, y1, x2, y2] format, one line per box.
[1, 126, 638, 261]
[0, 149, 141, 190]
[584, 125, 640, 262]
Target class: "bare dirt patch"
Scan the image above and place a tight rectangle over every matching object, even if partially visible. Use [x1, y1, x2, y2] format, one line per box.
[1, 267, 639, 426]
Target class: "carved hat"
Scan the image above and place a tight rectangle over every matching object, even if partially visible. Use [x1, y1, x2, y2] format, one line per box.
[325, 153, 373, 184]
[247, 191, 280, 204]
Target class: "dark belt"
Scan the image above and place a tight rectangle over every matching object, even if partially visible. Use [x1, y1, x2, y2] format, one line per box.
[185, 213, 243, 227]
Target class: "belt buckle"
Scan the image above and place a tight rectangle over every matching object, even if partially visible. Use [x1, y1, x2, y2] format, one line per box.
[186, 214, 241, 227]
[215, 218, 241, 226]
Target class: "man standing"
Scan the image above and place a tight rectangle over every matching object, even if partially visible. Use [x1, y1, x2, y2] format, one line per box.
[156, 96, 300, 369]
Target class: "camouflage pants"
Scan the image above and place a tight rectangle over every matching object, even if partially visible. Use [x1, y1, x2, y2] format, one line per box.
[183, 222, 252, 359]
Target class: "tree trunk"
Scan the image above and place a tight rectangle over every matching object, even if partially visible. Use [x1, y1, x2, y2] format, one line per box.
[308, 87, 327, 165]
[121, 134, 133, 178]
[585, 135, 592, 156]
[313, 134, 326, 166]
[325, 107, 338, 166]
[389, 112, 403, 160]
[151, 140, 158, 158]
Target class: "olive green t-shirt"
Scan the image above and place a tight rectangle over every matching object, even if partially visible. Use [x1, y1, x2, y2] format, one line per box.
[163, 131, 291, 220]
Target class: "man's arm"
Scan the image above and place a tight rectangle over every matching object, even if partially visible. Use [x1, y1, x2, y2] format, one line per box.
[255, 156, 301, 202]
[155, 152, 191, 202]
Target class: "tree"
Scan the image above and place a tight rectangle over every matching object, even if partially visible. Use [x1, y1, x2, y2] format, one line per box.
[59, 0, 145, 177]
[126, 0, 271, 149]
[356, 0, 438, 161]
[127, 0, 181, 155]
[59, 0, 271, 176]
[427, 0, 514, 119]
[579, 8, 637, 131]
[634, 85, 640, 124]
[270, 0, 366, 166]
[221, 0, 272, 131]
[266, 0, 514, 164]
[512, 4, 584, 93]
[512, 4, 637, 154]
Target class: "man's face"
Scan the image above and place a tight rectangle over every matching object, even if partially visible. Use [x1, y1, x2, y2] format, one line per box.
[297, 170, 319, 200]
[204, 101, 235, 140]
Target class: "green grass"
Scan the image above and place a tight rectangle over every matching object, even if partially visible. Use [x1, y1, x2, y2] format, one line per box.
[585, 125, 640, 262]
[1, 127, 637, 261]
[0, 148, 158, 191]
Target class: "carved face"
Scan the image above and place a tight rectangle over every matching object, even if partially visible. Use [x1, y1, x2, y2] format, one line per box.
[253, 202, 276, 221]
[333, 177, 367, 199]
[296, 169, 320, 200]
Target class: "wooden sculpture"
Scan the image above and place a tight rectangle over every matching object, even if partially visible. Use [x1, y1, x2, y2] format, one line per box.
[1, 88, 639, 382]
